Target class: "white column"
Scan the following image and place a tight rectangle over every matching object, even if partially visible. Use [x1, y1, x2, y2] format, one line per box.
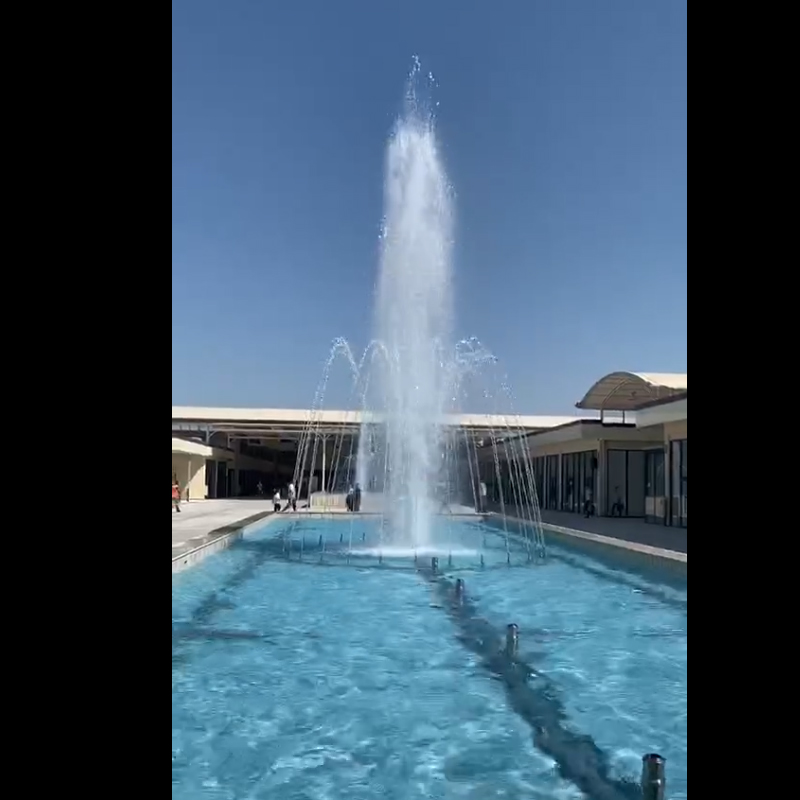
[321, 436, 328, 495]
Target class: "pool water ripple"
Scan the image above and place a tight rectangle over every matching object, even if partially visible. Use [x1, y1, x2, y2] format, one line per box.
[173, 518, 686, 799]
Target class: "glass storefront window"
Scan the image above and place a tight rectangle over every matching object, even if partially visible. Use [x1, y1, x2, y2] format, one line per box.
[606, 449, 646, 518]
[532, 452, 597, 513]
[533, 456, 545, 510]
[680, 439, 687, 525]
[645, 449, 666, 524]
[606, 450, 627, 516]
[670, 441, 681, 526]
[669, 439, 687, 528]
[546, 455, 558, 510]
[555, 451, 597, 514]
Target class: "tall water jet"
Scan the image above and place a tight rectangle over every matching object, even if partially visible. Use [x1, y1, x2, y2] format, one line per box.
[293, 64, 546, 560]
[373, 63, 454, 546]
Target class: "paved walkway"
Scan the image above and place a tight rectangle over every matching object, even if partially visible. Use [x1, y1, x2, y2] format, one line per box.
[172, 499, 277, 558]
[538, 511, 687, 554]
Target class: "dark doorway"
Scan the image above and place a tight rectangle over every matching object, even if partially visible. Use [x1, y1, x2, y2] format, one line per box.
[216, 461, 228, 499]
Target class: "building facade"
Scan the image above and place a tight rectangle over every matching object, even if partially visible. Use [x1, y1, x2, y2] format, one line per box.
[523, 372, 687, 528]
[170, 372, 686, 527]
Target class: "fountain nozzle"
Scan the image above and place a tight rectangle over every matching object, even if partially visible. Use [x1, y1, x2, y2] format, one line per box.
[641, 754, 666, 800]
[505, 623, 519, 658]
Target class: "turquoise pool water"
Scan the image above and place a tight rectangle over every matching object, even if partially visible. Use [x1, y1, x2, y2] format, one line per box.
[172, 517, 687, 799]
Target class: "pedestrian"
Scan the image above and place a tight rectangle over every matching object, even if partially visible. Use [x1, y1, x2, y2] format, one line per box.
[611, 486, 624, 517]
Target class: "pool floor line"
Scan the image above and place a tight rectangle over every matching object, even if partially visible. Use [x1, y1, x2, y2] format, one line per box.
[181, 531, 295, 629]
[547, 549, 687, 614]
[417, 566, 641, 800]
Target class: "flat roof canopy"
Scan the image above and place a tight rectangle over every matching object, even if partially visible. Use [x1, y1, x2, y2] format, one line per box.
[172, 406, 580, 437]
[575, 372, 687, 412]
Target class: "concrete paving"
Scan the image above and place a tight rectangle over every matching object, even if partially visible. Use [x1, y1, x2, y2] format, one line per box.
[171, 499, 277, 558]
[538, 510, 687, 554]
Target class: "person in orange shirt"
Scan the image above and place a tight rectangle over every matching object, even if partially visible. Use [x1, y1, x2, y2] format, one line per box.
[172, 479, 182, 513]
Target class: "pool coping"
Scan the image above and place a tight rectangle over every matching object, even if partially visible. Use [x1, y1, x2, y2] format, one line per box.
[490, 514, 687, 579]
[172, 510, 278, 573]
[541, 522, 686, 562]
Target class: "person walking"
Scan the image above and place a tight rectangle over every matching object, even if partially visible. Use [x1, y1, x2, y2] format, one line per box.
[172, 479, 182, 513]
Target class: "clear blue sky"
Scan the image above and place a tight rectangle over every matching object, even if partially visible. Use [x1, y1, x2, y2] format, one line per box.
[172, 0, 687, 415]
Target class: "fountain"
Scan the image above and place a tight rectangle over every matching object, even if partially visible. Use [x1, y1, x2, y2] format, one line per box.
[293, 61, 546, 562]
[372, 60, 453, 548]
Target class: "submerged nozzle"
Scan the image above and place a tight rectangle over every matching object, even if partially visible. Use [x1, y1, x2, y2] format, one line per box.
[505, 623, 519, 658]
[641, 754, 665, 800]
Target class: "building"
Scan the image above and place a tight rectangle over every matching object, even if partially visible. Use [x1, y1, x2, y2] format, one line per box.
[171, 406, 578, 501]
[172, 370, 686, 529]
[502, 372, 687, 528]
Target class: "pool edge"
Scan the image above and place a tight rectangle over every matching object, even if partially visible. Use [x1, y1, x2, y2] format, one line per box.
[171, 511, 278, 573]
[490, 514, 687, 579]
